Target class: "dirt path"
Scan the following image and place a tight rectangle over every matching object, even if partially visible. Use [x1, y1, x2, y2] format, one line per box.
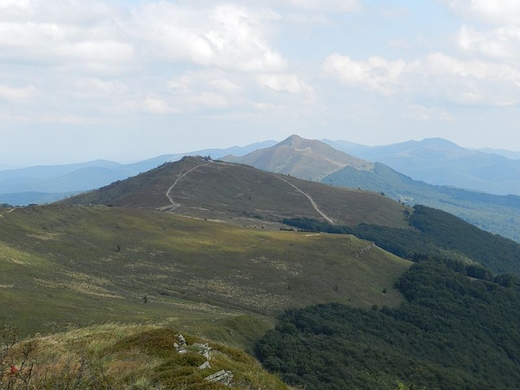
[159, 162, 211, 211]
[278, 177, 335, 225]
[0, 208, 15, 218]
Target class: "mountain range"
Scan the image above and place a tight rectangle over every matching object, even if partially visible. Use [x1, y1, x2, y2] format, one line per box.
[324, 137, 520, 196]
[2, 134, 520, 243]
[3, 141, 520, 388]
[62, 154, 520, 275]
[3, 136, 520, 207]
[224, 135, 520, 242]
[0, 140, 276, 205]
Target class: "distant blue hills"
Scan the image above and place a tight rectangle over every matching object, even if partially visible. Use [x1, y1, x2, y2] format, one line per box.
[0, 140, 276, 206]
[324, 137, 520, 196]
[222, 135, 520, 243]
[2, 136, 520, 243]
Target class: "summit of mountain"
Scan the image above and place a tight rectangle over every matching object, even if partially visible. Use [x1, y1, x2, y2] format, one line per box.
[222, 134, 373, 182]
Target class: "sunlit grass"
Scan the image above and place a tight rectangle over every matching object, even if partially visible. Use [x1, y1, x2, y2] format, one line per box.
[1, 204, 410, 343]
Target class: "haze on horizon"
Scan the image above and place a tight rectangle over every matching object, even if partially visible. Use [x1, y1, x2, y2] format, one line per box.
[1, 0, 520, 166]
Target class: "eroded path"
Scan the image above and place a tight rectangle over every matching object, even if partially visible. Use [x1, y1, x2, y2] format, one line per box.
[0, 208, 15, 218]
[278, 177, 335, 225]
[159, 161, 211, 211]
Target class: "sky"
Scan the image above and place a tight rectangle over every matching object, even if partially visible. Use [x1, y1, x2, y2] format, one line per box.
[1, 0, 520, 166]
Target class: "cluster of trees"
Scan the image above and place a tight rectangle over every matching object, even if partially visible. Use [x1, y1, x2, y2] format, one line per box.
[283, 205, 520, 274]
[255, 259, 520, 389]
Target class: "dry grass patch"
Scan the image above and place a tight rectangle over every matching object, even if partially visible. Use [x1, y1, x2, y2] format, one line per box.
[1, 323, 288, 389]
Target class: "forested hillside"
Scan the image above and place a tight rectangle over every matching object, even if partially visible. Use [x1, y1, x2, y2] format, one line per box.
[255, 259, 520, 389]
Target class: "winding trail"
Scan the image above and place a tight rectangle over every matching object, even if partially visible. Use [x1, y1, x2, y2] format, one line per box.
[160, 161, 211, 210]
[278, 177, 335, 225]
[0, 208, 15, 218]
[158, 160, 335, 225]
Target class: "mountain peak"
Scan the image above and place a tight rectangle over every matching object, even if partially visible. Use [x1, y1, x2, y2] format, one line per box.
[419, 137, 463, 150]
[279, 134, 311, 148]
[223, 134, 374, 181]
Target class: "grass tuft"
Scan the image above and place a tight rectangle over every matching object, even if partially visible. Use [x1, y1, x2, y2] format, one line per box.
[1, 323, 288, 389]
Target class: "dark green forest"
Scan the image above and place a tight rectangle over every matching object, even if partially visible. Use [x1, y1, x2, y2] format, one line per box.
[283, 204, 520, 274]
[255, 259, 520, 389]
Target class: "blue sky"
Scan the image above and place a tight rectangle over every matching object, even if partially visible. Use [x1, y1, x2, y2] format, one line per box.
[1, 0, 520, 165]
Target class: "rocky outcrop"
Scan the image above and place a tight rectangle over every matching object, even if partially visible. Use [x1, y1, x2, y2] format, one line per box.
[204, 370, 234, 386]
[175, 334, 235, 386]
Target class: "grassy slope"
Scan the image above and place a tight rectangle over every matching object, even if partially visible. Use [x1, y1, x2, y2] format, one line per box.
[0, 204, 410, 341]
[282, 175, 408, 228]
[63, 157, 410, 230]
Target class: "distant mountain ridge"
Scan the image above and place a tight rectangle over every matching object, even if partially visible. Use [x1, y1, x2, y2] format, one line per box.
[477, 147, 520, 160]
[4, 134, 520, 206]
[223, 134, 372, 181]
[0, 141, 276, 205]
[60, 154, 520, 275]
[223, 135, 520, 242]
[325, 137, 520, 196]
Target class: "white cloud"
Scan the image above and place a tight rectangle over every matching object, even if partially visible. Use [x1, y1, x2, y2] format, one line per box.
[57, 40, 134, 64]
[167, 70, 241, 95]
[280, 0, 360, 12]
[189, 92, 228, 108]
[0, 0, 118, 25]
[0, 2, 133, 75]
[405, 104, 455, 122]
[409, 52, 520, 86]
[258, 74, 313, 94]
[458, 25, 520, 61]
[211, 79, 241, 93]
[446, 0, 520, 25]
[0, 84, 38, 102]
[323, 52, 520, 105]
[161, 70, 239, 113]
[0, 1, 302, 118]
[72, 78, 128, 99]
[143, 95, 176, 115]
[0, 0, 32, 18]
[162, 68, 314, 116]
[131, 3, 286, 73]
[322, 54, 406, 95]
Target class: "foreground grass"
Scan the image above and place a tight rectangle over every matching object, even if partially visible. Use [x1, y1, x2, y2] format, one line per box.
[1, 323, 289, 389]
